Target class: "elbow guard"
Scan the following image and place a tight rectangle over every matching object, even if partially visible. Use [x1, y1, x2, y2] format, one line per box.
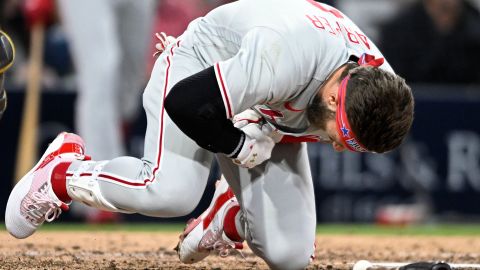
[165, 66, 243, 154]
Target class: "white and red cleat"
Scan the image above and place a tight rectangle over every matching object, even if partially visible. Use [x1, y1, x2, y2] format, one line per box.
[5, 132, 86, 239]
[176, 178, 244, 264]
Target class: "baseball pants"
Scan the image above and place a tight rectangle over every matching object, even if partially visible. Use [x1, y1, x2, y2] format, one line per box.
[67, 32, 316, 269]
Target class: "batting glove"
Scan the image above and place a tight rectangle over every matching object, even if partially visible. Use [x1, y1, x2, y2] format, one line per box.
[233, 123, 275, 169]
[233, 109, 284, 143]
[233, 109, 263, 129]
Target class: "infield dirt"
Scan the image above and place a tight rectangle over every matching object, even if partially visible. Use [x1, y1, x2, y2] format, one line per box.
[0, 231, 479, 269]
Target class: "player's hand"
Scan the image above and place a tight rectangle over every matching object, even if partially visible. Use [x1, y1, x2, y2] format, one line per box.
[233, 109, 284, 143]
[233, 123, 275, 169]
[22, 0, 55, 27]
[233, 109, 263, 129]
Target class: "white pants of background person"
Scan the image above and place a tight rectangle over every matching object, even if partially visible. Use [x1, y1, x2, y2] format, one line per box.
[58, 0, 156, 160]
[58, 0, 156, 220]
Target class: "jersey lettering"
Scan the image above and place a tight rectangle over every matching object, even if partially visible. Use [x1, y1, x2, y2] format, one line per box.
[305, 15, 326, 30]
[320, 16, 337, 35]
[356, 31, 371, 50]
[344, 25, 359, 44]
[305, 14, 370, 50]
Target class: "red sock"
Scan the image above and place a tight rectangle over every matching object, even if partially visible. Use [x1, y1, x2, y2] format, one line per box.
[223, 204, 242, 242]
[51, 162, 72, 203]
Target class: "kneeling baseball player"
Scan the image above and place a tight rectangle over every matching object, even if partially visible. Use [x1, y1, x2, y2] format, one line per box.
[5, 1, 414, 269]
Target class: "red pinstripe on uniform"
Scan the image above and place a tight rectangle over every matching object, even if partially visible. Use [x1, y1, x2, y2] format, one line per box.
[214, 62, 233, 119]
[70, 40, 182, 187]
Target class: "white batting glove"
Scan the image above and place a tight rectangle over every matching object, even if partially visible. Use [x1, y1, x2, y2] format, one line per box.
[233, 123, 275, 169]
[233, 109, 284, 143]
[232, 109, 262, 129]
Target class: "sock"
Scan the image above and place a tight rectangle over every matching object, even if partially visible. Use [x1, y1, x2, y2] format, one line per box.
[51, 162, 72, 202]
[223, 204, 244, 242]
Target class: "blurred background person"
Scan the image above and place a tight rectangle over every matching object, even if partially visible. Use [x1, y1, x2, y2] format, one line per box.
[58, 0, 156, 161]
[57, 0, 157, 222]
[379, 0, 480, 84]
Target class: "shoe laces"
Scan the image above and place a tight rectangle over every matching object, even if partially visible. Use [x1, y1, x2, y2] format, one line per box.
[213, 238, 244, 258]
[200, 229, 244, 258]
[24, 190, 63, 226]
[153, 32, 176, 57]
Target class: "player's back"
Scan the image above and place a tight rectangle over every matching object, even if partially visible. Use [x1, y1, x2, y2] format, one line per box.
[191, 0, 392, 77]
[184, 0, 393, 138]
[204, 0, 309, 36]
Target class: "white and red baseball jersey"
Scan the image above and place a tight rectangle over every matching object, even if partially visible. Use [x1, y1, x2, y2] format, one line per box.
[185, 0, 394, 142]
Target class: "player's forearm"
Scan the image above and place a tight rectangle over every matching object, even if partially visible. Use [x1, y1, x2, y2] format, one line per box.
[164, 66, 244, 157]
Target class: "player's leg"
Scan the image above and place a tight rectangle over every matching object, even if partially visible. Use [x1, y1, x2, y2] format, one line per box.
[5, 36, 214, 238]
[220, 143, 316, 269]
[177, 143, 317, 270]
[63, 40, 216, 216]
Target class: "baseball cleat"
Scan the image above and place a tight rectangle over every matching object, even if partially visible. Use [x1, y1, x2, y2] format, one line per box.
[175, 178, 243, 264]
[5, 132, 86, 239]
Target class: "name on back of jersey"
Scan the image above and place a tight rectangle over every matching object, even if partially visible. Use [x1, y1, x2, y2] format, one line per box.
[304, 4, 371, 50]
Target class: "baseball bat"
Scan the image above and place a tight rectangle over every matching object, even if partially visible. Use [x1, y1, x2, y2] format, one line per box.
[14, 23, 45, 183]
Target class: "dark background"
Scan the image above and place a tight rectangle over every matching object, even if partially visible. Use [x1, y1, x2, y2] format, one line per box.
[1, 85, 479, 223]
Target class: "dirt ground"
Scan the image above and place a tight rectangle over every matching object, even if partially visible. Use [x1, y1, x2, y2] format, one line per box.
[0, 231, 479, 270]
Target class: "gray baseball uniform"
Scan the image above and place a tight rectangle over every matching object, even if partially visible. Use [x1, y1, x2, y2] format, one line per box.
[66, 0, 392, 268]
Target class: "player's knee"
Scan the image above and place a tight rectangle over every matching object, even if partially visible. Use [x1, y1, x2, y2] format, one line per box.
[263, 250, 311, 270]
[257, 242, 312, 270]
